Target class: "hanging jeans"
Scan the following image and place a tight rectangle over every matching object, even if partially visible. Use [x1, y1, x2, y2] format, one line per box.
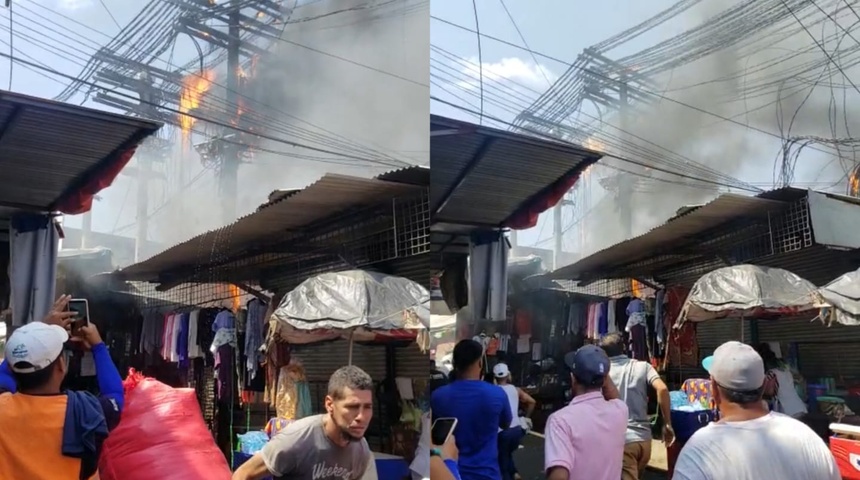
[497, 426, 526, 480]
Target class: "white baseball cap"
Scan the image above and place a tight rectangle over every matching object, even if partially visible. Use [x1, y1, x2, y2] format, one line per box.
[4, 322, 69, 373]
[493, 363, 510, 378]
[701, 341, 765, 391]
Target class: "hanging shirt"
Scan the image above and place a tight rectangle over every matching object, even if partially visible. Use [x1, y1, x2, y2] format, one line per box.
[188, 310, 202, 359]
[607, 300, 617, 334]
[245, 299, 267, 375]
[597, 303, 609, 337]
[213, 310, 236, 332]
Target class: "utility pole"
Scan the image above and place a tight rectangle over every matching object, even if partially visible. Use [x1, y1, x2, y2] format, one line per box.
[617, 76, 633, 240]
[135, 72, 155, 262]
[220, 0, 242, 225]
[553, 201, 563, 270]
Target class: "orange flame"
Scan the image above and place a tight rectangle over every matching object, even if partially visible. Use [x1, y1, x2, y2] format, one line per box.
[179, 70, 216, 142]
[850, 168, 860, 197]
[229, 284, 241, 312]
[631, 279, 643, 298]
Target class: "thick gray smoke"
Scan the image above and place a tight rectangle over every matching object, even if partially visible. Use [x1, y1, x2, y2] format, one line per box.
[156, 0, 429, 245]
[576, 0, 860, 256]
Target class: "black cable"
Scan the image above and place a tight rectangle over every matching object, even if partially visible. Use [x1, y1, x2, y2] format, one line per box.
[498, 0, 551, 88]
[431, 13, 851, 165]
[0, 50, 406, 169]
[471, 0, 483, 123]
[98, 0, 123, 31]
[431, 95, 761, 193]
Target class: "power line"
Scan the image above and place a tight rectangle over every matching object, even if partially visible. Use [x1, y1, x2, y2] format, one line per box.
[497, 0, 552, 88]
[432, 95, 762, 193]
[0, 49, 406, 169]
[470, 0, 483, 122]
[430, 14, 853, 153]
[98, 0, 122, 31]
[6, 1, 11, 90]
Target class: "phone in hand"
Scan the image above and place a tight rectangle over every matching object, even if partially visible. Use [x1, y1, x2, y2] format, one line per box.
[431, 417, 457, 447]
[67, 298, 89, 332]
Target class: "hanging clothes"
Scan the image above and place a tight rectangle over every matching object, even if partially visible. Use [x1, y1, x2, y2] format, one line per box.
[245, 299, 267, 376]
[665, 286, 698, 367]
[188, 310, 202, 359]
[607, 299, 617, 334]
[597, 302, 609, 337]
[655, 290, 667, 346]
[628, 324, 649, 361]
[213, 310, 236, 332]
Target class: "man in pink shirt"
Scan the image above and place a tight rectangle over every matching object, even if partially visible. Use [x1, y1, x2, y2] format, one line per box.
[545, 345, 628, 480]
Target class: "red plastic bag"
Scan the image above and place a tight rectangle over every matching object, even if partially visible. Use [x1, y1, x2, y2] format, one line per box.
[99, 370, 232, 480]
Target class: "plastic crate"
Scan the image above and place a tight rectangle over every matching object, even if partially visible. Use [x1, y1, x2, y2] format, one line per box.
[830, 436, 860, 480]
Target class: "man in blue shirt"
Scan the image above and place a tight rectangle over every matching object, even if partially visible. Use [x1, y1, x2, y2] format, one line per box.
[431, 339, 511, 480]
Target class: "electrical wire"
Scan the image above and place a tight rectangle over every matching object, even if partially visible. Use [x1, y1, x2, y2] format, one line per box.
[6, 0, 11, 90]
[470, 0, 484, 123]
[98, 0, 122, 31]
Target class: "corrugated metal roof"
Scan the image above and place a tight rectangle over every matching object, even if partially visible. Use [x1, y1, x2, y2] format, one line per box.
[0, 90, 161, 212]
[375, 164, 429, 186]
[119, 174, 418, 282]
[549, 193, 788, 281]
[431, 115, 602, 229]
[256, 165, 428, 211]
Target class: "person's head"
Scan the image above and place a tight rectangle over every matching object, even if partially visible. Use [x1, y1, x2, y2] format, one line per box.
[598, 332, 626, 358]
[702, 341, 766, 409]
[324, 366, 374, 443]
[452, 339, 483, 380]
[5, 322, 69, 394]
[492, 363, 511, 384]
[564, 345, 609, 396]
[754, 342, 783, 370]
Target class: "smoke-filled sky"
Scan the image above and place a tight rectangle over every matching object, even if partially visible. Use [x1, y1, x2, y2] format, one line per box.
[431, 0, 860, 266]
[2, 0, 428, 263]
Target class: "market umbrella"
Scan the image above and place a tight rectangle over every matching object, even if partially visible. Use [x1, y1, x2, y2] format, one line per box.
[271, 270, 429, 363]
[675, 264, 820, 326]
[817, 268, 860, 326]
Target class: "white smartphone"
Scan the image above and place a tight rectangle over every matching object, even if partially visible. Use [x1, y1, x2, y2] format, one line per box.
[67, 298, 90, 332]
[431, 417, 458, 447]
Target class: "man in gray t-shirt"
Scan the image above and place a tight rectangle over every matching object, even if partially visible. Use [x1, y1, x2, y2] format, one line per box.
[599, 333, 673, 480]
[232, 366, 375, 480]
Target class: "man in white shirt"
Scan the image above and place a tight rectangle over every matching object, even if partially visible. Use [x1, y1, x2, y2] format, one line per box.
[674, 341, 840, 480]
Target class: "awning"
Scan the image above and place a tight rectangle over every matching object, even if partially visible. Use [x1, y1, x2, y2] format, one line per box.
[431, 115, 601, 232]
[0, 90, 161, 217]
[118, 173, 419, 284]
[549, 193, 788, 282]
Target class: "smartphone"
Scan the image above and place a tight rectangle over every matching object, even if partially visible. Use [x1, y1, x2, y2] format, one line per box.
[431, 417, 457, 447]
[67, 299, 89, 332]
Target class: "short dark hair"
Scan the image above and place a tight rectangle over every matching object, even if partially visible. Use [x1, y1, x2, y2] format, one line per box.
[452, 339, 483, 374]
[599, 333, 625, 358]
[717, 384, 764, 405]
[327, 366, 373, 400]
[13, 356, 61, 392]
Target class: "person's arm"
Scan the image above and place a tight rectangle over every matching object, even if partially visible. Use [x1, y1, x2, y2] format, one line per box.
[602, 375, 621, 401]
[74, 324, 124, 411]
[232, 454, 272, 480]
[0, 361, 16, 394]
[517, 387, 537, 418]
[498, 387, 512, 429]
[648, 365, 674, 446]
[544, 414, 575, 480]
[430, 456, 457, 480]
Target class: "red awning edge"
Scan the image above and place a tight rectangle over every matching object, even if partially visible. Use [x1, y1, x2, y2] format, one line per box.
[54, 146, 139, 215]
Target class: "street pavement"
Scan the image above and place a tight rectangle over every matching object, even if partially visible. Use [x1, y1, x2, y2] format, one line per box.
[513, 434, 668, 480]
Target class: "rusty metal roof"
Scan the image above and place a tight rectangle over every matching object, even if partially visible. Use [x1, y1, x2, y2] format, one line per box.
[119, 174, 419, 282]
[431, 115, 601, 229]
[548, 193, 789, 281]
[0, 90, 161, 213]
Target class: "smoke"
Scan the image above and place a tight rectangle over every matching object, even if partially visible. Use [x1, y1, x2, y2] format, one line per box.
[156, 0, 429, 246]
[577, 0, 860, 255]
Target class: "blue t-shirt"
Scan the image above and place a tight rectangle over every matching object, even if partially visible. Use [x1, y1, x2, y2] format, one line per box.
[431, 380, 512, 480]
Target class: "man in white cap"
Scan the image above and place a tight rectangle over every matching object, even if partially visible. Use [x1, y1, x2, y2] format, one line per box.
[492, 362, 535, 480]
[673, 341, 840, 480]
[0, 296, 123, 480]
